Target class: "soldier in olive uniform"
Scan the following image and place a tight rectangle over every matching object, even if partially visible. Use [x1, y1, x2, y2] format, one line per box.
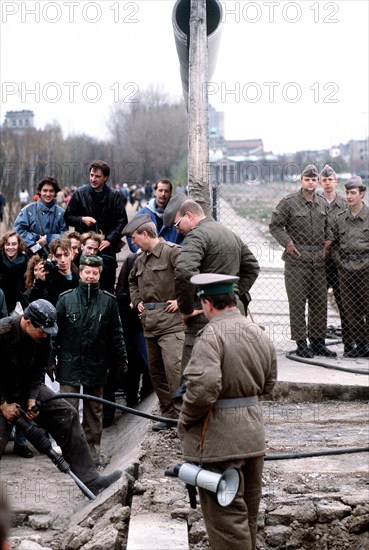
[178, 274, 277, 550]
[319, 164, 351, 353]
[163, 195, 260, 370]
[125, 214, 185, 430]
[269, 164, 336, 358]
[330, 176, 369, 357]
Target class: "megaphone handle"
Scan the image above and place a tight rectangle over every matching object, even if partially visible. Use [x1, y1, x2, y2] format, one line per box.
[186, 484, 197, 509]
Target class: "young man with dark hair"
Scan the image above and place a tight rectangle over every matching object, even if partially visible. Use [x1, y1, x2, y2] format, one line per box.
[128, 179, 184, 252]
[64, 160, 128, 291]
[28, 238, 78, 306]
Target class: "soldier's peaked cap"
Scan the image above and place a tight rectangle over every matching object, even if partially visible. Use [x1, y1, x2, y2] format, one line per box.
[163, 192, 188, 227]
[80, 254, 103, 267]
[301, 164, 319, 178]
[190, 273, 240, 297]
[24, 299, 58, 335]
[345, 175, 366, 190]
[122, 214, 152, 236]
[320, 164, 336, 177]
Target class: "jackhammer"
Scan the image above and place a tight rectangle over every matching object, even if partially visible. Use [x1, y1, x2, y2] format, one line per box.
[13, 408, 96, 500]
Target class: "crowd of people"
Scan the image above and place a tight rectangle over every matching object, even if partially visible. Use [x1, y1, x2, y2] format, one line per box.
[0, 158, 368, 549]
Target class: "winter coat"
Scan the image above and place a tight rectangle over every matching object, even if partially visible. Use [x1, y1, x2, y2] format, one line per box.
[179, 309, 277, 462]
[51, 282, 127, 387]
[28, 270, 79, 306]
[64, 184, 128, 253]
[14, 198, 68, 248]
[0, 252, 28, 312]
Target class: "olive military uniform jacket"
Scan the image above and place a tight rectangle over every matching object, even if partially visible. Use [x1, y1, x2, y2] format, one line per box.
[269, 190, 331, 267]
[0, 315, 49, 405]
[51, 282, 127, 387]
[331, 203, 369, 272]
[129, 239, 184, 337]
[179, 309, 277, 462]
[174, 218, 260, 315]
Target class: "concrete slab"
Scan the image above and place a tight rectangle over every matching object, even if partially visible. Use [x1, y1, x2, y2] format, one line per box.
[127, 511, 188, 550]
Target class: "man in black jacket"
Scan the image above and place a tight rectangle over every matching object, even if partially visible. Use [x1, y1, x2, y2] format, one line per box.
[64, 160, 128, 292]
[0, 299, 121, 496]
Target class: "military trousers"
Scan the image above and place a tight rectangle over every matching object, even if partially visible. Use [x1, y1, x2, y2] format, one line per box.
[325, 257, 350, 344]
[339, 268, 369, 345]
[285, 262, 328, 341]
[145, 331, 185, 417]
[60, 384, 104, 461]
[199, 456, 264, 550]
[0, 384, 98, 485]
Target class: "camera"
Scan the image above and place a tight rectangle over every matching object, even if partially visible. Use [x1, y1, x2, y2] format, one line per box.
[43, 259, 59, 273]
[29, 243, 50, 259]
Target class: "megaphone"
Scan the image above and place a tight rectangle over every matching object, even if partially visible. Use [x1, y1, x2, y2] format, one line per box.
[166, 462, 240, 507]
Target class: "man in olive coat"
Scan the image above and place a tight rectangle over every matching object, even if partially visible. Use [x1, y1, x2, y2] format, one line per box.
[330, 176, 369, 357]
[269, 164, 336, 358]
[178, 274, 277, 550]
[125, 214, 185, 430]
[163, 195, 260, 370]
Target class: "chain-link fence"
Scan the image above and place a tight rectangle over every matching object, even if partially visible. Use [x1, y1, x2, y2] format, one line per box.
[214, 182, 358, 354]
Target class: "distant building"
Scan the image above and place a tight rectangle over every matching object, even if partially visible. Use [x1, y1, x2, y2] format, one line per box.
[3, 110, 35, 131]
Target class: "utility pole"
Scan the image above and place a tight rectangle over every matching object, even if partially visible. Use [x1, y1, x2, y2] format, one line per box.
[187, 0, 211, 215]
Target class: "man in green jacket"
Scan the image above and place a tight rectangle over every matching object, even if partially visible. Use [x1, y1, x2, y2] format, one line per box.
[50, 255, 127, 466]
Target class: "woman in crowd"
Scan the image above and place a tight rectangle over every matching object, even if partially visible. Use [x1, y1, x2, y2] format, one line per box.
[0, 230, 28, 314]
[20, 255, 47, 309]
[14, 177, 67, 252]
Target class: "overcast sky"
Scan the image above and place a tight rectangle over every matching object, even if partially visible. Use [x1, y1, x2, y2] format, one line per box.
[1, 0, 368, 154]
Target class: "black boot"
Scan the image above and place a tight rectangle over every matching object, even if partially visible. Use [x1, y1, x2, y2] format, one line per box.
[310, 338, 337, 357]
[86, 469, 122, 496]
[14, 442, 33, 458]
[345, 343, 369, 358]
[296, 340, 315, 358]
[343, 343, 357, 357]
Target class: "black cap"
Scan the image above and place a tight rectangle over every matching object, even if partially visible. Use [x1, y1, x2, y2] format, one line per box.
[24, 299, 58, 335]
[122, 214, 152, 236]
[163, 192, 188, 227]
[80, 254, 103, 267]
[190, 273, 239, 297]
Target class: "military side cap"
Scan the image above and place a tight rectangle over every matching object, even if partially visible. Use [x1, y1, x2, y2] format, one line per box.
[345, 175, 365, 190]
[301, 164, 318, 178]
[24, 299, 58, 335]
[190, 273, 240, 297]
[122, 214, 152, 236]
[80, 254, 103, 267]
[163, 192, 188, 227]
[320, 164, 336, 177]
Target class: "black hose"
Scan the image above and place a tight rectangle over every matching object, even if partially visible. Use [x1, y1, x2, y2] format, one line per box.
[265, 446, 369, 461]
[286, 351, 369, 375]
[40, 393, 179, 426]
[39, 393, 368, 461]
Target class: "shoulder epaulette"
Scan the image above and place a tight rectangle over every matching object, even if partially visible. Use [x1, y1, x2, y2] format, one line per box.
[285, 192, 298, 200]
[0, 320, 13, 335]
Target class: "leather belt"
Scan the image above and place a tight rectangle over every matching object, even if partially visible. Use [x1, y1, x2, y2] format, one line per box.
[213, 396, 258, 409]
[296, 245, 323, 252]
[340, 252, 369, 260]
[144, 302, 168, 310]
